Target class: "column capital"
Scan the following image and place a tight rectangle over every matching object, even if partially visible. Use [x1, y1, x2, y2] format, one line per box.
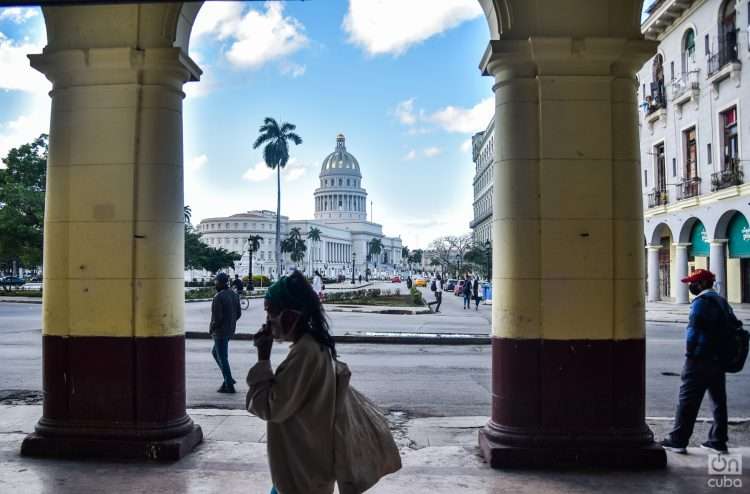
[481, 37, 657, 81]
[29, 47, 201, 92]
[710, 239, 729, 245]
[673, 243, 692, 248]
[646, 244, 662, 251]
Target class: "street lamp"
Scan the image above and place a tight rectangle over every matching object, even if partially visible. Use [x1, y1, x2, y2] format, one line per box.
[351, 252, 356, 285]
[484, 239, 492, 280]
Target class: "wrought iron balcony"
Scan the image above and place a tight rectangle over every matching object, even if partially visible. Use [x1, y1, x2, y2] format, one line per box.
[645, 82, 667, 115]
[671, 71, 700, 101]
[708, 36, 740, 77]
[648, 188, 668, 208]
[711, 159, 743, 191]
[676, 176, 701, 200]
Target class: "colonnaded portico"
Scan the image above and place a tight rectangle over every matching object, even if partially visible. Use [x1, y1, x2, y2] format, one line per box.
[16, 0, 665, 468]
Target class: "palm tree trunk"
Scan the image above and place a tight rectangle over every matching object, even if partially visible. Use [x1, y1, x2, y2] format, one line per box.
[276, 165, 282, 277]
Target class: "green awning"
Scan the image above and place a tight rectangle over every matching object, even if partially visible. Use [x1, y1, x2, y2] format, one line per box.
[689, 222, 709, 257]
[728, 214, 750, 258]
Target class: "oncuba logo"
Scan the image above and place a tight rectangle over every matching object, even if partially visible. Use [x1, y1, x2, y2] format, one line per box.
[708, 454, 743, 489]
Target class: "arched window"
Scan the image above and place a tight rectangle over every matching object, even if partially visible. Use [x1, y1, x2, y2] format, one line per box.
[682, 28, 695, 74]
[719, 0, 738, 61]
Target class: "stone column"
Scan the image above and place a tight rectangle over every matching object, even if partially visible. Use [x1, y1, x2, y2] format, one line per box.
[674, 244, 690, 304]
[710, 240, 728, 297]
[478, 37, 664, 468]
[21, 40, 202, 458]
[647, 245, 662, 302]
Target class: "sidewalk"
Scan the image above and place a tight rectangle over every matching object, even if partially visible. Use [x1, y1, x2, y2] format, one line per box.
[1, 405, 747, 493]
[647, 301, 750, 324]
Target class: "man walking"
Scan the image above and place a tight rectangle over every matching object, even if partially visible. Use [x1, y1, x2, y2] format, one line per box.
[462, 274, 472, 310]
[231, 274, 244, 294]
[660, 269, 736, 454]
[427, 274, 443, 313]
[472, 276, 480, 311]
[210, 272, 241, 393]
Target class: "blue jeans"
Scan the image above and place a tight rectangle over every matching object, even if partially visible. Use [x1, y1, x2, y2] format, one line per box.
[463, 293, 471, 308]
[212, 336, 235, 386]
[270, 488, 278, 494]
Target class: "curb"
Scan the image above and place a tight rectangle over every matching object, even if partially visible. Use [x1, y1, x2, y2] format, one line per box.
[324, 306, 430, 315]
[0, 299, 42, 304]
[185, 331, 490, 345]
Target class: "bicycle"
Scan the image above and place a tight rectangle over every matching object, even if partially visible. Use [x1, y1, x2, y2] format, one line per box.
[240, 294, 250, 311]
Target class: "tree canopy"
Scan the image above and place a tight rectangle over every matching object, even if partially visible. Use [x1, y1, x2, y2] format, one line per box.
[0, 134, 47, 272]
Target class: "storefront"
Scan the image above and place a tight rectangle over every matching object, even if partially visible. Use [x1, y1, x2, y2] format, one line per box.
[726, 213, 750, 303]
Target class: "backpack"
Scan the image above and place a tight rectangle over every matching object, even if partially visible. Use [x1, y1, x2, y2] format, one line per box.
[430, 279, 436, 291]
[706, 296, 749, 373]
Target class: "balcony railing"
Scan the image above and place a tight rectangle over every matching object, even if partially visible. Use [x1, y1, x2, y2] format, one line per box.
[648, 187, 668, 208]
[671, 71, 700, 100]
[676, 176, 701, 200]
[645, 82, 667, 115]
[708, 36, 740, 77]
[711, 159, 743, 191]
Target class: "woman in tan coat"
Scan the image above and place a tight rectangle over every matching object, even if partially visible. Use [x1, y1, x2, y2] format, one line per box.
[246, 271, 338, 494]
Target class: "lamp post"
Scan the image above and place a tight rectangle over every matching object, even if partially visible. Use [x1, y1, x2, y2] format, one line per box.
[484, 239, 492, 280]
[351, 252, 356, 285]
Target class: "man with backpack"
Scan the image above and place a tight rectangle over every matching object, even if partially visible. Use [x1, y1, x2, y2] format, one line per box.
[660, 269, 744, 454]
[427, 274, 442, 313]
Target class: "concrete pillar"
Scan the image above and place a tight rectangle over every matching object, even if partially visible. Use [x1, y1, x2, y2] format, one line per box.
[710, 240, 728, 297]
[478, 34, 664, 468]
[21, 4, 202, 461]
[674, 244, 690, 304]
[647, 245, 661, 302]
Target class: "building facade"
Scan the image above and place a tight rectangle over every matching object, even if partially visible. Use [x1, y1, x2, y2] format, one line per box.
[639, 0, 750, 304]
[470, 117, 495, 245]
[197, 135, 403, 280]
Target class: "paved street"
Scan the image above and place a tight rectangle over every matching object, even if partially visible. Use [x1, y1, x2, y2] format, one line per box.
[1, 291, 749, 422]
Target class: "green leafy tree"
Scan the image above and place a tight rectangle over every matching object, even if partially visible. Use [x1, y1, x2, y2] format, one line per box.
[0, 135, 47, 274]
[252, 118, 302, 277]
[281, 227, 307, 266]
[184, 225, 206, 271]
[202, 247, 241, 276]
[368, 237, 383, 268]
[183, 205, 192, 225]
[401, 246, 410, 270]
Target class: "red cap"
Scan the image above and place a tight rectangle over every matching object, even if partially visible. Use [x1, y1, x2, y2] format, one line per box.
[681, 269, 715, 284]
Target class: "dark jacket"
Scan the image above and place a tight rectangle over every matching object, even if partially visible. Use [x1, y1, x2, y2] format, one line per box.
[686, 290, 739, 360]
[462, 280, 472, 295]
[472, 279, 479, 297]
[210, 287, 241, 338]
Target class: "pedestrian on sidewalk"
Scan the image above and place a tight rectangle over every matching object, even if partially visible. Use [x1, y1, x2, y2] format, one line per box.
[247, 271, 338, 494]
[660, 269, 736, 454]
[462, 274, 472, 310]
[472, 277, 480, 310]
[210, 272, 241, 393]
[427, 274, 443, 313]
[406, 276, 412, 290]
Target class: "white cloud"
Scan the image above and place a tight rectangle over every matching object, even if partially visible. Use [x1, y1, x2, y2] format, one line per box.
[343, 0, 483, 56]
[393, 98, 416, 125]
[0, 8, 39, 24]
[194, 1, 308, 70]
[242, 160, 275, 182]
[279, 61, 306, 78]
[0, 31, 49, 93]
[461, 139, 472, 152]
[187, 154, 208, 172]
[283, 157, 307, 182]
[427, 97, 494, 134]
[0, 95, 50, 165]
[423, 147, 441, 157]
[402, 149, 417, 161]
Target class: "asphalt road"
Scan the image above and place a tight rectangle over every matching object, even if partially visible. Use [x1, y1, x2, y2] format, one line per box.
[1, 292, 749, 419]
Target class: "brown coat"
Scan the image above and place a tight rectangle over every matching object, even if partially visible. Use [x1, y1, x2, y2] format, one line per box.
[246, 333, 337, 494]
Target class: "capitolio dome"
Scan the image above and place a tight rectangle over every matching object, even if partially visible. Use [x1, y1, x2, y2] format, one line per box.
[319, 134, 362, 178]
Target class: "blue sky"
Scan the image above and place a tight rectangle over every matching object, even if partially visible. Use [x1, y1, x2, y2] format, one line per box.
[0, 1, 651, 249]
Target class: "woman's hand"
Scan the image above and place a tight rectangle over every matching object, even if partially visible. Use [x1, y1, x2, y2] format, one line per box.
[253, 324, 273, 361]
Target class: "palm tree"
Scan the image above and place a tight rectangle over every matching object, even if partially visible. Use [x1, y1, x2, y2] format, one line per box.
[401, 246, 410, 272]
[246, 234, 262, 286]
[307, 226, 321, 274]
[253, 118, 303, 277]
[368, 237, 383, 277]
[281, 227, 307, 267]
[183, 205, 192, 225]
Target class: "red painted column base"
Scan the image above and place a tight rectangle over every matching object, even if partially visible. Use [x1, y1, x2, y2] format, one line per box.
[20, 335, 203, 461]
[479, 337, 667, 468]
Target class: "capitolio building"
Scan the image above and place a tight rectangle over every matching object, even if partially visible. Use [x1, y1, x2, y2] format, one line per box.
[197, 134, 404, 279]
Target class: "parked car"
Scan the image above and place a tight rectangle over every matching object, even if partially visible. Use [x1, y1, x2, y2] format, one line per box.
[391, 276, 401, 283]
[414, 277, 427, 288]
[444, 279, 457, 292]
[454, 280, 466, 296]
[1, 276, 26, 286]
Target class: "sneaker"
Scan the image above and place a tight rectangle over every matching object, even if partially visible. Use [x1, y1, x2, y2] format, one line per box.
[701, 441, 729, 454]
[660, 438, 687, 454]
[217, 383, 227, 393]
[218, 384, 236, 394]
